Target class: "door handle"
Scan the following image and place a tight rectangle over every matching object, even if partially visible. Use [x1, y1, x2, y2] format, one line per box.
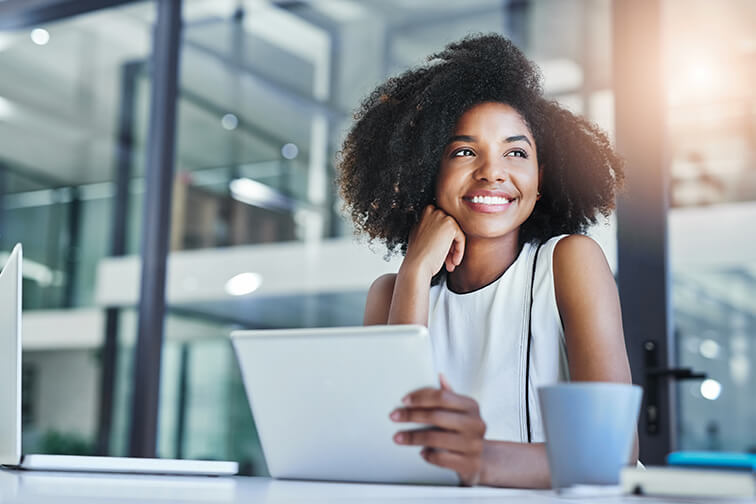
[642, 341, 706, 435]
[645, 367, 707, 380]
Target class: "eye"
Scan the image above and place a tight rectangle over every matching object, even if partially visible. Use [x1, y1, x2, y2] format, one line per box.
[452, 148, 475, 158]
[506, 149, 528, 159]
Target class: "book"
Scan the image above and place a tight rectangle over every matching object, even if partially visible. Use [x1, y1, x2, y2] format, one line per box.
[667, 451, 756, 471]
[620, 466, 755, 498]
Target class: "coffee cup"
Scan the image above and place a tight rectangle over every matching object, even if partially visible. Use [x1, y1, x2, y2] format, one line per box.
[538, 382, 642, 491]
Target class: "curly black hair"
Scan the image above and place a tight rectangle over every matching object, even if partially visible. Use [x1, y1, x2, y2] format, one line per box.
[337, 33, 623, 263]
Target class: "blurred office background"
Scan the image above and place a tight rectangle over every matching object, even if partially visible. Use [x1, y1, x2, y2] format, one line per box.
[0, 0, 753, 474]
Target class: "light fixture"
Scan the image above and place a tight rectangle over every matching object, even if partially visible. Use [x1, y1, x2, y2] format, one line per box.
[700, 379, 721, 401]
[30, 28, 50, 46]
[699, 339, 720, 359]
[229, 177, 296, 211]
[225, 272, 263, 296]
[281, 143, 299, 160]
[221, 113, 238, 130]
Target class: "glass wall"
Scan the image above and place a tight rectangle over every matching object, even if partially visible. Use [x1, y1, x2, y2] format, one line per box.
[664, 0, 756, 453]
[0, 1, 154, 455]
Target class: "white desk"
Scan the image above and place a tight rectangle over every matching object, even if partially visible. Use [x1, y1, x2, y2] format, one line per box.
[0, 468, 748, 504]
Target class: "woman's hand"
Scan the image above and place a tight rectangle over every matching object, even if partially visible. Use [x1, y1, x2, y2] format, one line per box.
[390, 374, 487, 486]
[404, 205, 466, 279]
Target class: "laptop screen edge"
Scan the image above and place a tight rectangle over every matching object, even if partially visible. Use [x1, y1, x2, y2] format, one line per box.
[0, 243, 22, 466]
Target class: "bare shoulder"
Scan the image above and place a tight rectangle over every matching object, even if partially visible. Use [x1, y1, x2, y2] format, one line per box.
[368, 273, 398, 298]
[363, 273, 397, 325]
[553, 234, 608, 271]
[551, 234, 613, 290]
[552, 234, 614, 316]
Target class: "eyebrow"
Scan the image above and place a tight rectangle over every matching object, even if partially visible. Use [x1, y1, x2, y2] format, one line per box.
[447, 134, 532, 147]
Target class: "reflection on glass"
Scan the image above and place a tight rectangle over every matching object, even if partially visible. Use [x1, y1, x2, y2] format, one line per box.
[1, 2, 154, 458]
[666, 0, 755, 455]
[674, 268, 756, 452]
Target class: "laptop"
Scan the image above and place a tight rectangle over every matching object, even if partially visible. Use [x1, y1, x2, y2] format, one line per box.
[231, 325, 459, 485]
[0, 244, 238, 476]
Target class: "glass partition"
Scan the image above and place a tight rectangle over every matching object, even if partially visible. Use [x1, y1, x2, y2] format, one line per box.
[0, 1, 155, 455]
[664, 0, 756, 453]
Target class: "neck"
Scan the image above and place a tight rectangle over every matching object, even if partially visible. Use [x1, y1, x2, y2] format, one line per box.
[446, 231, 521, 293]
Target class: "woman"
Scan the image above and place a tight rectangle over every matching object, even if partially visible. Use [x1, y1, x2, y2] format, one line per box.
[337, 34, 636, 488]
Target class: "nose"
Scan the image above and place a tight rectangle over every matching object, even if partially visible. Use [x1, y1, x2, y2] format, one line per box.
[473, 154, 508, 183]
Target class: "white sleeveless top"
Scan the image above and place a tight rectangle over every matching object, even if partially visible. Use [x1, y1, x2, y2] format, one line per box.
[427, 234, 570, 443]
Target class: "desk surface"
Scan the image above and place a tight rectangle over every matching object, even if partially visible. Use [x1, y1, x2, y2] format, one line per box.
[0, 468, 749, 504]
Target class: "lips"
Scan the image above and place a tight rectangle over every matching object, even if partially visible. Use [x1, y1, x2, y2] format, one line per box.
[462, 196, 514, 213]
[463, 189, 516, 201]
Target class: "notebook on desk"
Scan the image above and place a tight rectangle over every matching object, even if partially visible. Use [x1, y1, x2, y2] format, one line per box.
[667, 450, 756, 471]
[622, 451, 756, 499]
[0, 244, 237, 476]
[620, 465, 755, 498]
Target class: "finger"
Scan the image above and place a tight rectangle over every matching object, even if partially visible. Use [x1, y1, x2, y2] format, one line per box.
[402, 388, 477, 413]
[439, 373, 454, 392]
[452, 231, 465, 266]
[394, 428, 478, 454]
[421, 448, 478, 480]
[445, 247, 455, 273]
[390, 407, 485, 436]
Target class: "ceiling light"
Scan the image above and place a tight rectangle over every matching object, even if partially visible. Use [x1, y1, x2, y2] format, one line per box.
[281, 143, 299, 160]
[30, 28, 50, 46]
[221, 113, 238, 130]
[700, 379, 721, 401]
[699, 339, 720, 359]
[229, 177, 296, 211]
[225, 272, 262, 296]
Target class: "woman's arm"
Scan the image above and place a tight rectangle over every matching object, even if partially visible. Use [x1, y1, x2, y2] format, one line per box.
[478, 234, 637, 488]
[552, 234, 638, 463]
[363, 266, 432, 326]
[364, 205, 465, 326]
[480, 442, 550, 488]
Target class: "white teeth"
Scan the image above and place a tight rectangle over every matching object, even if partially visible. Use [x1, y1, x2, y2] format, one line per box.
[470, 195, 510, 205]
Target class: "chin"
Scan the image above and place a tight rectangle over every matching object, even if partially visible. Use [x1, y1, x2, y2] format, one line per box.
[459, 224, 518, 241]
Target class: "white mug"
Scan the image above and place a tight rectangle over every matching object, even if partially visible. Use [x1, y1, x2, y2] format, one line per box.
[538, 382, 642, 490]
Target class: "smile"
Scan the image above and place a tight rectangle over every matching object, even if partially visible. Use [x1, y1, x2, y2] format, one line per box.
[462, 196, 514, 213]
[469, 195, 510, 205]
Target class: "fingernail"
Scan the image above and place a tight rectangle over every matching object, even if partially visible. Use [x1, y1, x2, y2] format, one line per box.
[394, 433, 405, 444]
[390, 411, 400, 421]
[402, 396, 411, 405]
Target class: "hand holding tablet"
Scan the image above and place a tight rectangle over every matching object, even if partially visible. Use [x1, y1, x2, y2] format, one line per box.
[390, 374, 486, 486]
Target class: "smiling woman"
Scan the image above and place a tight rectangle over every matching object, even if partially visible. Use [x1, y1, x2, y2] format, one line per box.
[337, 34, 633, 488]
[338, 34, 623, 269]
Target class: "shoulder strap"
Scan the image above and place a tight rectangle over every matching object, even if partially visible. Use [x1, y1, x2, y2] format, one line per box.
[525, 242, 543, 443]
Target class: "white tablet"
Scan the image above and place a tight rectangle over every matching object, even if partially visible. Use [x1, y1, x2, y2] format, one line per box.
[230, 325, 459, 485]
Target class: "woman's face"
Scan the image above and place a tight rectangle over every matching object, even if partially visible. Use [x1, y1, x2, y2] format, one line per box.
[435, 102, 540, 241]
